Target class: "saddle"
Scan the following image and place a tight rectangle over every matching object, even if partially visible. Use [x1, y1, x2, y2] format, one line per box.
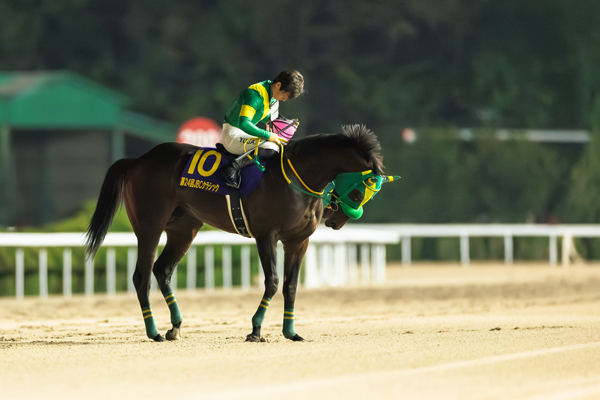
[179, 144, 267, 237]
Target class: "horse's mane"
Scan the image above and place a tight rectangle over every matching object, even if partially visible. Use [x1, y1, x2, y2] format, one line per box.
[286, 125, 384, 175]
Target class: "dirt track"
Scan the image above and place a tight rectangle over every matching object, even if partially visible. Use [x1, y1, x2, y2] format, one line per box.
[2, 263, 600, 400]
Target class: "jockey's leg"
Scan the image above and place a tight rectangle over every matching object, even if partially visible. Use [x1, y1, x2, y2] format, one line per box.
[222, 153, 256, 189]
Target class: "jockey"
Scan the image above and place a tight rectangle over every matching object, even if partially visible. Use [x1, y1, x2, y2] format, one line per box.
[220, 69, 304, 188]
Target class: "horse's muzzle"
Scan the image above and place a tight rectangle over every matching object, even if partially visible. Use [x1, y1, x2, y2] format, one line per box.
[325, 219, 339, 230]
[323, 207, 348, 230]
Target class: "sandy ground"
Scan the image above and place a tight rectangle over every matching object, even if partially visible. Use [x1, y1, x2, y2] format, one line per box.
[2, 262, 600, 400]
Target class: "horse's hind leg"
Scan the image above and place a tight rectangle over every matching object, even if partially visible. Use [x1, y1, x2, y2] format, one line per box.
[153, 211, 203, 340]
[127, 192, 178, 341]
[132, 228, 165, 341]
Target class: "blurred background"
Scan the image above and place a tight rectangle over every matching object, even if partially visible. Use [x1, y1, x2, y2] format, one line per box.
[2, 0, 600, 295]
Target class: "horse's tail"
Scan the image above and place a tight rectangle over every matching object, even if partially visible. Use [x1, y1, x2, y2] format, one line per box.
[85, 158, 135, 259]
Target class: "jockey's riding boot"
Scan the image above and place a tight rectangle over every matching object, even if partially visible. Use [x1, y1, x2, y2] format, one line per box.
[222, 155, 256, 189]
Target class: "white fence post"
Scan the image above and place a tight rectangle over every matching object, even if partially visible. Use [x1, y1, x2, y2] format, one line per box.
[334, 244, 347, 286]
[205, 245, 214, 290]
[241, 245, 251, 290]
[402, 235, 411, 267]
[63, 248, 72, 298]
[39, 248, 48, 298]
[562, 234, 571, 268]
[106, 248, 116, 295]
[361, 244, 370, 284]
[504, 234, 513, 265]
[320, 244, 332, 285]
[222, 245, 232, 289]
[460, 234, 470, 267]
[16, 248, 24, 299]
[347, 244, 358, 285]
[186, 246, 197, 290]
[372, 244, 386, 284]
[85, 256, 94, 296]
[549, 235, 557, 267]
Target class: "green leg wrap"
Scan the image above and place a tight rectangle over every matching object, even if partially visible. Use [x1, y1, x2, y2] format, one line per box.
[282, 308, 297, 339]
[162, 291, 182, 326]
[251, 297, 271, 327]
[142, 306, 159, 339]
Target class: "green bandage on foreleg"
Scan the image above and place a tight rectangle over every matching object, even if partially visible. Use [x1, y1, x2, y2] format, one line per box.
[141, 306, 159, 339]
[162, 291, 183, 326]
[251, 296, 271, 327]
[282, 308, 297, 339]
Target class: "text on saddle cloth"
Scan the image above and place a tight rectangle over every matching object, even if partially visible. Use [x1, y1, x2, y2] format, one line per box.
[179, 147, 266, 198]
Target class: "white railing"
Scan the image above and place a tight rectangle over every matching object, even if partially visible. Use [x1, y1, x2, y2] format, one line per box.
[357, 224, 600, 267]
[0, 227, 400, 299]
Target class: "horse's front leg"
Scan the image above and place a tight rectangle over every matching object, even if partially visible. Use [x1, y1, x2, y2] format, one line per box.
[246, 232, 279, 342]
[281, 237, 309, 341]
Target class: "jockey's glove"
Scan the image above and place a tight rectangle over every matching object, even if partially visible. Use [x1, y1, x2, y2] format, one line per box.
[268, 132, 282, 145]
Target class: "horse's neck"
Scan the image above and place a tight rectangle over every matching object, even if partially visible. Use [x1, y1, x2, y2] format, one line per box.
[290, 147, 367, 191]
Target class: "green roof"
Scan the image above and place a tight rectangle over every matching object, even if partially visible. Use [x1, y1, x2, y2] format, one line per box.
[0, 71, 175, 142]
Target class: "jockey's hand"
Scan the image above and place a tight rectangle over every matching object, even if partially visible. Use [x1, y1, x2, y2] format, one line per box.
[267, 132, 281, 145]
[292, 118, 300, 128]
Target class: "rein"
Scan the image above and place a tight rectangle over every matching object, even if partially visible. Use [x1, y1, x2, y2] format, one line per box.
[279, 143, 324, 198]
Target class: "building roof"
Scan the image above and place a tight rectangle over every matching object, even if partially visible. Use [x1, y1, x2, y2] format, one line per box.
[0, 71, 176, 142]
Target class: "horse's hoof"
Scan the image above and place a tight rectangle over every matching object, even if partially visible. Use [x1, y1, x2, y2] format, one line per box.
[166, 327, 181, 341]
[291, 334, 304, 342]
[152, 334, 165, 342]
[245, 334, 266, 342]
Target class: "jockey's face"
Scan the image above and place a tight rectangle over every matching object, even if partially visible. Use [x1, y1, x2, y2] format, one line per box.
[272, 82, 290, 102]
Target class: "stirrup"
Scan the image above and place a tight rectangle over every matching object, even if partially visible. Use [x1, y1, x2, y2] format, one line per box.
[222, 166, 241, 189]
[222, 155, 255, 189]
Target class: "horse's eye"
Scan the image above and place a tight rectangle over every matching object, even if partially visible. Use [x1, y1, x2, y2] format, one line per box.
[348, 189, 363, 202]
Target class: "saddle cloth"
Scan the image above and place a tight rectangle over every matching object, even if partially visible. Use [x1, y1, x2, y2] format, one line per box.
[179, 146, 265, 198]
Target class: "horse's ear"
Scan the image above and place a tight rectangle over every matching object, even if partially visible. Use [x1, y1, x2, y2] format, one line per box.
[382, 175, 400, 183]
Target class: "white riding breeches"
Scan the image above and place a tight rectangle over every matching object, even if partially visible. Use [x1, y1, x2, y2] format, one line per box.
[221, 123, 280, 155]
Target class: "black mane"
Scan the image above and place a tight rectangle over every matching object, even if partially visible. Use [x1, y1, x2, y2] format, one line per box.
[286, 125, 384, 175]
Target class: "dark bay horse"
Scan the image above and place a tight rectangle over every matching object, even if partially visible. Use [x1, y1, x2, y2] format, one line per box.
[85, 125, 384, 342]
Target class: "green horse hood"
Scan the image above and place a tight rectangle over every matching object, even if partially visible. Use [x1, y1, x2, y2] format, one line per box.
[323, 170, 400, 220]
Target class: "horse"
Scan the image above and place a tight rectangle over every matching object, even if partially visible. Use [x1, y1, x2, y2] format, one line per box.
[85, 124, 385, 342]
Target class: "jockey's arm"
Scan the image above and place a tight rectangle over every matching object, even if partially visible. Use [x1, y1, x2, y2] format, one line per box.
[239, 116, 280, 144]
